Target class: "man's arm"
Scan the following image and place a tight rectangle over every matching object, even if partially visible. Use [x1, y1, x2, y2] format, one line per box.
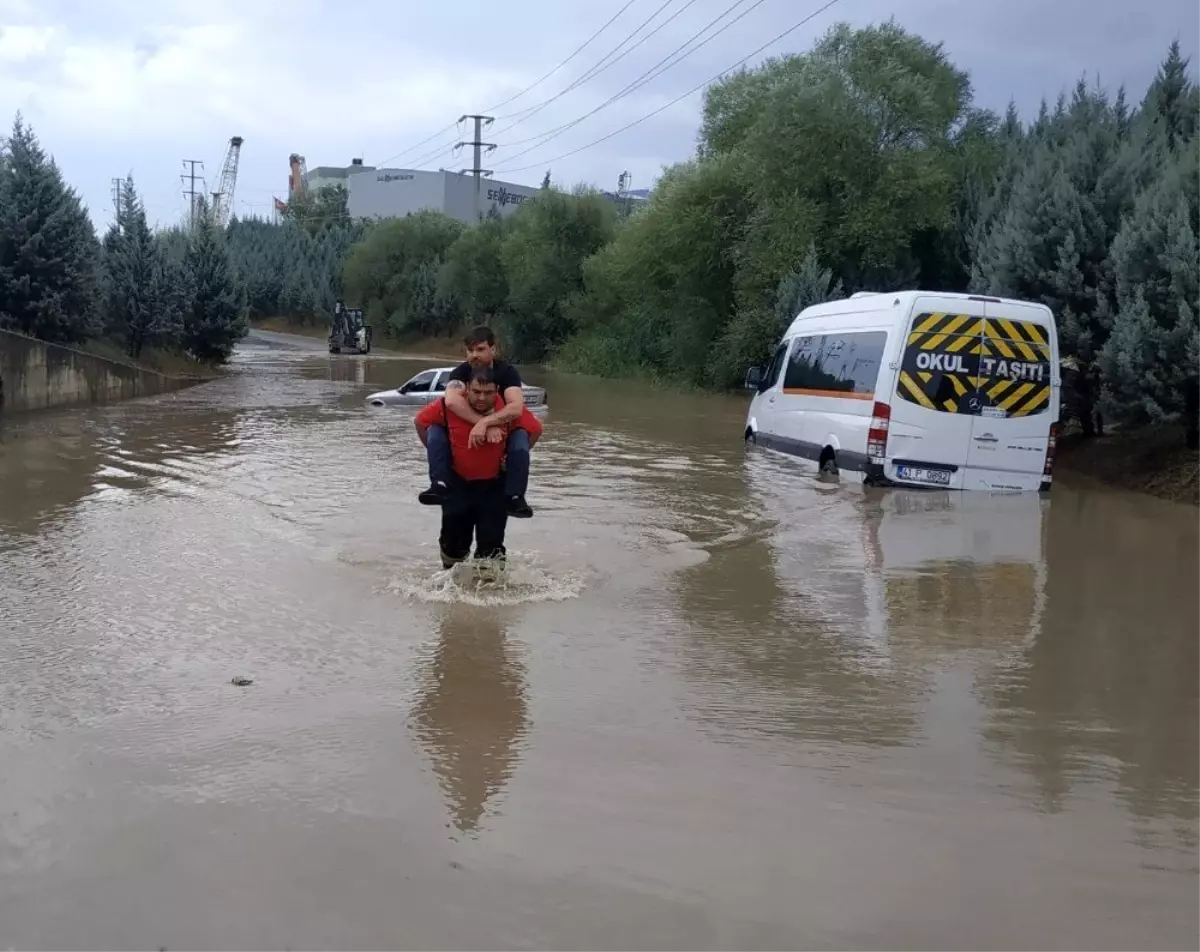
[415, 419, 429, 446]
[444, 381, 525, 427]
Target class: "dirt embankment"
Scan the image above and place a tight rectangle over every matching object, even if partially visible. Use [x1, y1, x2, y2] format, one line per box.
[1057, 424, 1199, 505]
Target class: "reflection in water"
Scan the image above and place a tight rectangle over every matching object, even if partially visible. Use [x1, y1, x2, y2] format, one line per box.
[409, 606, 530, 834]
[674, 451, 923, 750]
[983, 488, 1200, 834]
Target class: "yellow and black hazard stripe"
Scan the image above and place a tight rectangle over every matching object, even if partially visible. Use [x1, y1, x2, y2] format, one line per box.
[905, 312, 985, 353]
[898, 313, 1053, 418]
[983, 317, 1052, 363]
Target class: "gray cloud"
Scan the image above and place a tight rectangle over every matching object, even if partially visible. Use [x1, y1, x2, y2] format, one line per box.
[1, 0, 1195, 231]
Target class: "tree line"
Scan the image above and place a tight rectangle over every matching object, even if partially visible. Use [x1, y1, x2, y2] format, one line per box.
[334, 22, 1198, 434]
[2, 18, 1195, 436]
[0, 115, 250, 364]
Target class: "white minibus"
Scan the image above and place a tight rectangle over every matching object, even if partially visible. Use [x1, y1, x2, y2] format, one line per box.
[744, 291, 1061, 492]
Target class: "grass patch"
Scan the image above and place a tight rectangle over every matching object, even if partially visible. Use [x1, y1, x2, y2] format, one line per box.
[1057, 423, 1199, 506]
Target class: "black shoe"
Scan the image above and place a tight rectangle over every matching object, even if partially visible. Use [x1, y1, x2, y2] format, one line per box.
[507, 495, 533, 518]
[419, 481, 449, 506]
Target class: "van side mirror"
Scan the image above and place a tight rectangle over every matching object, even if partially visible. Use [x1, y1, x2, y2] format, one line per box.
[744, 366, 765, 390]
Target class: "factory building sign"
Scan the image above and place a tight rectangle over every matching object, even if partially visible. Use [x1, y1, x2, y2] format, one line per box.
[486, 187, 530, 207]
[377, 173, 415, 183]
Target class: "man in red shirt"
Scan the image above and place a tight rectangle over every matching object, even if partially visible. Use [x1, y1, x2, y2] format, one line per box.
[414, 364, 544, 569]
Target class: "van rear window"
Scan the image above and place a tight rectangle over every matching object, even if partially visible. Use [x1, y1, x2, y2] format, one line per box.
[896, 313, 1052, 418]
[783, 331, 888, 399]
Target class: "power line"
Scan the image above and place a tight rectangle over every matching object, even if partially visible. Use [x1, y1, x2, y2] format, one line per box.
[491, 0, 679, 132]
[493, 0, 761, 161]
[373, 0, 643, 169]
[491, 0, 845, 176]
[487, 0, 641, 113]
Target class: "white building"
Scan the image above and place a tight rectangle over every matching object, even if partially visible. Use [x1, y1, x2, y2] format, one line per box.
[305, 159, 649, 224]
[302, 160, 538, 224]
[346, 168, 540, 224]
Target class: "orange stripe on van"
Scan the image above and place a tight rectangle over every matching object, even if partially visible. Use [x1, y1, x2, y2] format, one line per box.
[781, 387, 874, 400]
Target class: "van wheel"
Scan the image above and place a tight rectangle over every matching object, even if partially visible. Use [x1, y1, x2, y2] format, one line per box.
[745, 428, 757, 445]
[819, 449, 839, 477]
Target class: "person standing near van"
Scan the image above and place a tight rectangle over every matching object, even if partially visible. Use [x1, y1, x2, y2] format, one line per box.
[414, 365, 544, 568]
[418, 325, 534, 518]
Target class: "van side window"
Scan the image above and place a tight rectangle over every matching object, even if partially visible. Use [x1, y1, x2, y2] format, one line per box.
[784, 336, 824, 391]
[819, 332, 888, 396]
[759, 341, 789, 393]
[784, 332, 887, 397]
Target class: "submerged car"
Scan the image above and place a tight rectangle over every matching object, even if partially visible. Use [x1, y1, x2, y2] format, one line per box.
[365, 366, 548, 413]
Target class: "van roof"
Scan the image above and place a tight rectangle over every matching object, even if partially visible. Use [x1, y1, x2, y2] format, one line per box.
[784, 290, 1054, 337]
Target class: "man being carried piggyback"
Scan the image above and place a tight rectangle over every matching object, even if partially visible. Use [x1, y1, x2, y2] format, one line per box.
[418, 325, 535, 519]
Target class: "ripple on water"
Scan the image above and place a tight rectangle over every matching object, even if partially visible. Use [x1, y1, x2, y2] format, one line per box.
[386, 550, 586, 606]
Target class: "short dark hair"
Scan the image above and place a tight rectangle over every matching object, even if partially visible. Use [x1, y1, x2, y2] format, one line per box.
[464, 325, 496, 347]
[468, 364, 497, 386]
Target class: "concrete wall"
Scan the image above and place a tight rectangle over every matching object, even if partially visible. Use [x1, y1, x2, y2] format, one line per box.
[0, 329, 205, 415]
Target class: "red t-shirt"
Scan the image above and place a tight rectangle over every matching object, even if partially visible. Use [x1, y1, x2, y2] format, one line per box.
[415, 395, 544, 481]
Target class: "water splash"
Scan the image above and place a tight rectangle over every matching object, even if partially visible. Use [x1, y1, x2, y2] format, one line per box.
[388, 551, 585, 606]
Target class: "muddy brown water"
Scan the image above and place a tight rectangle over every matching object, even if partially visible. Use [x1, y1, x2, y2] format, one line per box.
[0, 330, 1196, 950]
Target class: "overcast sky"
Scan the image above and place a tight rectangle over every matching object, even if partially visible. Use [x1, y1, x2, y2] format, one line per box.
[1, 0, 1196, 233]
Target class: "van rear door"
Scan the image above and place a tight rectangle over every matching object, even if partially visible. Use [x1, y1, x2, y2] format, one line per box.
[888, 295, 989, 487]
[962, 301, 1057, 490]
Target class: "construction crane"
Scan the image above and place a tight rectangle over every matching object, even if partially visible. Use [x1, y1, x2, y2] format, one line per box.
[208, 136, 244, 228]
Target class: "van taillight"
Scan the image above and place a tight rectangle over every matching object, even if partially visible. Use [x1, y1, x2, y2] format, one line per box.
[867, 401, 891, 460]
[1043, 422, 1060, 478]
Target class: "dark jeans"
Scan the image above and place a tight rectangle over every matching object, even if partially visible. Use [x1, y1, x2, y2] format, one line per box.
[427, 424, 530, 498]
[439, 477, 508, 567]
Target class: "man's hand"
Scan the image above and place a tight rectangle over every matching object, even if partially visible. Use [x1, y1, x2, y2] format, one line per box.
[485, 426, 506, 444]
[469, 419, 491, 447]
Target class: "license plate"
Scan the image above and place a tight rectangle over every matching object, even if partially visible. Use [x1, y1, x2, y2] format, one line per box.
[896, 465, 952, 486]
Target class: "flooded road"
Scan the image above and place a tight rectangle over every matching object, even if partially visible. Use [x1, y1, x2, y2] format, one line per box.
[1, 330, 1196, 950]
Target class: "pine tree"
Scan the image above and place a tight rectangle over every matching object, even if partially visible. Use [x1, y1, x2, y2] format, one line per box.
[182, 208, 249, 362]
[104, 175, 176, 358]
[972, 141, 1109, 357]
[0, 113, 100, 343]
[1143, 40, 1199, 151]
[1100, 140, 1200, 425]
[774, 243, 844, 328]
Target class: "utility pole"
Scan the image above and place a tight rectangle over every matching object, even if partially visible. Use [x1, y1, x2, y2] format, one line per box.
[181, 158, 204, 229]
[617, 170, 631, 218]
[456, 114, 495, 223]
[111, 177, 124, 232]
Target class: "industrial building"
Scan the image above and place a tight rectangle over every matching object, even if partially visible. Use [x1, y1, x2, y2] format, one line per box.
[293, 159, 538, 225]
[284, 157, 650, 225]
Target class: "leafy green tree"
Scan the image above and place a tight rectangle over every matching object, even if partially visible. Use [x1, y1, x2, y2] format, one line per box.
[437, 215, 511, 324]
[342, 210, 464, 337]
[499, 186, 616, 361]
[0, 113, 100, 343]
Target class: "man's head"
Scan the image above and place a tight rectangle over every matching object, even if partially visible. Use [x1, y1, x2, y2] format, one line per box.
[464, 325, 497, 366]
[466, 364, 499, 413]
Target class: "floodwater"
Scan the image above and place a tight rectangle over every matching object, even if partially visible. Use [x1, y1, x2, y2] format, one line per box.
[0, 329, 1196, 950]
